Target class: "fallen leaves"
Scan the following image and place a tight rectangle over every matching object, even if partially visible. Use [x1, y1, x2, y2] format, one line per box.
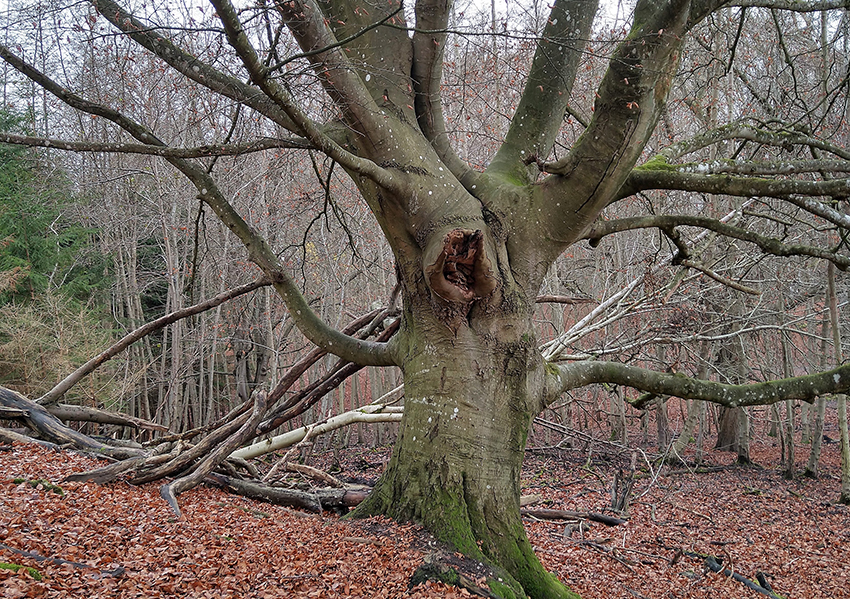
[2, 432, 849, 598]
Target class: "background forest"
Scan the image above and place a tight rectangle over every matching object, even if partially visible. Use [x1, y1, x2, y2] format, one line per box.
[2, 0, 850, 597]
[2, 0, 847, 466]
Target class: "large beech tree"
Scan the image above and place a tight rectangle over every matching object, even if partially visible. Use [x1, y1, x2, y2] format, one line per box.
[4, 0, 850, 596]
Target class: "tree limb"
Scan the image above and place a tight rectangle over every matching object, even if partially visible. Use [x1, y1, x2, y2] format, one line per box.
[584, 214, 850, 269]
[0, 131, 313, 157]
[548, 360, 850, 408]
[488, 0, 598, 183]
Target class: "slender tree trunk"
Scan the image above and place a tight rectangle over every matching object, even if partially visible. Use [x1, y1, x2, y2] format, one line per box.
[780, 292, 795, 479]
[828, 263, 850, 503]
[610, 386, 626, 444]
[806, 308, 830, 476]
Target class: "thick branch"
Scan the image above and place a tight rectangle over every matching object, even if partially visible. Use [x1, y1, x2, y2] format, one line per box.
[0, 131, 312, 157]
[0, 386, 144, 459]
[46, 404, 168, 432]
[161, 391, 268, 518]
[534, 0, 694, 250]
[548, 360, 850, 408]
[210, 0, 402, 192]
[90, 0, 298, 131]
[584, 215, 850, 269]
[412, 0, 478, 185]
[232, 401, 403, 460]
[729, 0, 850, 10]
[488, 0, 598, 182]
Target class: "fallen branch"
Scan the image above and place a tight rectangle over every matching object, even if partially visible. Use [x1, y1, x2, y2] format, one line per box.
[47, 404, 167, 432]
[0, 386, 144, 460]
[0, 542, 124, 577]
[520, 508, 627, 526]
[0, 427, 59, 449]
[232, 401, 403, 460]
[205, 473, 369, 512]
[704, 555, 783, 599]
[282, 463, 346, 488]
[161, 391, 268, 518]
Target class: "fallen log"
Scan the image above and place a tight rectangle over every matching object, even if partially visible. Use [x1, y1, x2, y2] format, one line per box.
[47, 404, 167, 432]
[0, 386, 144, 460]
[161, 391, 268, 518]
[0, 427, 59, 449]
[206, 473, 370, 513]
[232, 401, 402, 460]
[520, 508, 627, 526]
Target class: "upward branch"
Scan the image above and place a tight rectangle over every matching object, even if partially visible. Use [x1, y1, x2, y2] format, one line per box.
[412, 0, 479, 186]
[488, 0, 598, 183]
[210, 0, 403, 193]
[533, 0, 697, 253]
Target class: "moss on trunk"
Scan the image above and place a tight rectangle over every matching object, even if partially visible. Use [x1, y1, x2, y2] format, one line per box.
[352, 303, 579, 599]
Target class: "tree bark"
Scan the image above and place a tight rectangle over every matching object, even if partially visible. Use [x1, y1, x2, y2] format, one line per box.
[353, 292, 577, 598]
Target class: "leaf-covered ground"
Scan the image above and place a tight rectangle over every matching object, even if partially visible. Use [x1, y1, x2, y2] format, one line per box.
[2, 425, 849, 599]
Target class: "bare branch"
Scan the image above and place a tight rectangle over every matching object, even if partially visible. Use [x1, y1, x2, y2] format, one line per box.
[584, 214, 850, 269]
[487, 0, 598, 182]
[90, 0, 298, 131]
[0, 131, 313, 157]
[549, 360, 850, 408]
[210, 0, 403, 192]
[729, 0, 850, 11]
[411, 0, 478, 185]
[37, 279, 271, 406]
[658, 122, 850, 162]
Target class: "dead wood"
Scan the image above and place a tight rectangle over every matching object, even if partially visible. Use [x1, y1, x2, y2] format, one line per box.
[535, 295, 595, 305]
[520, 508, 627, 526]
[0, 406, 28, 418]
[520, 494, 543, 507]
[279, 462, 346, 488]
[703, 555, 783, 599]
[0, 542, 125, 579]
[0, 386, 144, 460]
[0, 427, 59, 449]
[145, 398, 254, 446]
[205, 473, 370, 513]
[132, 403, 257, 485]
[64, 456, 148, 484]
[47, 404, 167, 432]
[257, 318, 399, 435]
[161, 391, 268, 518]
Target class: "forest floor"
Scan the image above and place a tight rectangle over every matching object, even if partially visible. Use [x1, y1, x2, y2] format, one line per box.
[2, 418, 850, 599]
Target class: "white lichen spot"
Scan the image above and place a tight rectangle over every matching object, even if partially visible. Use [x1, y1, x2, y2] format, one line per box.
[835, 373, 841, 384]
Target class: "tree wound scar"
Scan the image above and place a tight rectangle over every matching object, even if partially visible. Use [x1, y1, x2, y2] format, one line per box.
[425, 229, 497, 303]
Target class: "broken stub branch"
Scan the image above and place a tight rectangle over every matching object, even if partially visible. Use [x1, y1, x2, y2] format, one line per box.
[425, 229, 497, 303]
